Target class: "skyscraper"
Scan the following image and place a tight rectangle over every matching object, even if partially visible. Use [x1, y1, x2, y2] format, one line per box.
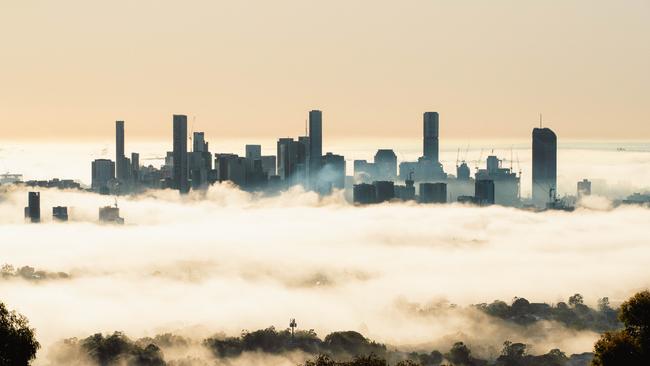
[245, 144, 262, 160]
[532, 127, 557, 207]
[115, 120, 126, 180]
[24, 192, 40, 223]
[308, 110, 322, 187]
[91, 159, 115, 194]
[173, 115, 189, 194]
[374, 149, 397, 181]
[423, 112, 439, 163]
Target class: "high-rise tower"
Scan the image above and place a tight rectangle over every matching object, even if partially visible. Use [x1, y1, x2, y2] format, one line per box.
[532, 127, 557, 207]
[115, 120, 126, 180]
[308, 110, 322, 187]
[173, 115, 189, 194]
[423, 112, 439, 163]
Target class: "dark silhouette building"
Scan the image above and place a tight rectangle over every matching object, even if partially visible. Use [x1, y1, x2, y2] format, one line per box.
[173, 115, 189, 194]
[532, 127, 557, 207]
[395, 179, 416, 201]
[474, 155, 520, 207]
[373, 181, 395, 203]
[577, 179, 591, 198]
[321, 152, 346, 191]
[91, 159, 115, 194]
[99, 206, 124, 224]
[24, 192, 40, 223]
[131, 152, 140, 181]
[423, 112, 439, 163]
[52, 206, 68, 222]
[308, 110, 322, 188]
[374, 149, 397, 181]
[456, 162, 471, 181]
[419, 182, 447, 203]
[475, 179, 495, 205]
[353, 183, 376, 204]
[115, 120, 127, 181]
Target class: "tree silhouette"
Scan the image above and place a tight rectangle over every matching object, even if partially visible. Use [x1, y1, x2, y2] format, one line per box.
[0, 301, 40, 365]
[592, 290, 650, 365]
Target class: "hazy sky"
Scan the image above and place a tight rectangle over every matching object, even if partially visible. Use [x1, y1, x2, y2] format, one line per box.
[1, 0, 648, 141]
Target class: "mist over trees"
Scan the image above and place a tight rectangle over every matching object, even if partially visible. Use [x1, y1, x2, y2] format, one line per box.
[4, 293, 647, 366]
[0, 301, 40, 366]
[475, 294, 620, 333]
[1, 264, 70, 282]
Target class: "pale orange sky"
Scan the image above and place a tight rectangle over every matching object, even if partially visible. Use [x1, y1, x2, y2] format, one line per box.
[1, 0, 648, 141]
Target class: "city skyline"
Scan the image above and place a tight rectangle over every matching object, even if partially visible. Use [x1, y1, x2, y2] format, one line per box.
[1, 1, 649, 141]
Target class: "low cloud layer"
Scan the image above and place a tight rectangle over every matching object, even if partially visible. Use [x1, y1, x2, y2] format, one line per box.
[1, 184, 650, 364]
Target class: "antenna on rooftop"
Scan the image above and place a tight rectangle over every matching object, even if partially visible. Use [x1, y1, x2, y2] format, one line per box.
[539, 113, 543, 128]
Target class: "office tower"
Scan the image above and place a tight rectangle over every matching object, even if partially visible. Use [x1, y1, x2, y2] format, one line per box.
[52, 206, 68, 222]
[321, 153, 346, 190]
[193, 132, 208, 152]
[24, 192, 40, 223]
[173, 115, 189, 194]
[308, 110, 323, 187]
[423, 112, 439, 162]
[245, 145, 262, 160]
[214, 153, 240, 182]
[395, 179, 416, 201]
[115, 121, 125, 178]
[354, 160, 377, 183]
[456, 162, 471, 180]
[373, 181, 395, 203]
[419, 183, 447, 203]
[475, 179, 495, 205]
[131, 153, 140, 181]
[277, 137, 308, 185]
[353, 183, 376, 204]
[577, 179, 592, 198]
[532, 127, 557, 207]
[99, 206, 124, 224]
[474, 155, 520, 207]
[374, 149, 397, 181]
[91, 159, 115, 193]
[277, 138, 295, 181]
[260, 156, 276, 177]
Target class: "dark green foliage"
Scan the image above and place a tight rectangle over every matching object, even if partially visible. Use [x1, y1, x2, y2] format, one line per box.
[591, 290, 650, 365]
[203, 328, 385, 360]
[72, 331, 165, 365]
[476, 294, 620, 332]
[495, 341, 570, 366]
[0, 301, 40, 366]
[302, 354, 387, 366]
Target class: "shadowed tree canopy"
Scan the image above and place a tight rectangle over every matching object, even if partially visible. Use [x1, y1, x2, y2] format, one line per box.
[0, 300, 40, 366]
[592, 290, 650, 366]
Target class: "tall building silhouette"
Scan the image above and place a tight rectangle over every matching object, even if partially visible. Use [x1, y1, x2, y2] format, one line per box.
[374, 149, 397, 181]
[24, 192, 41, 223]
[423, 112, 439, 163]
[532, 127, 557, 207]
[91, 159, 115, 194]
[308, 110, 322, 187]
[115, 121, 126, 180]
[173, 115, 189, 194]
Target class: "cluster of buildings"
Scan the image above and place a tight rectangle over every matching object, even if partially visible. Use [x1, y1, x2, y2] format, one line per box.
[13, 109, 650, 224]
[86, 110, 566, 210]
[23, 191, 124, 224]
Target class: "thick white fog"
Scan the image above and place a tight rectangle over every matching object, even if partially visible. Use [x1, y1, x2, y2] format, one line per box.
[1, 141, 650, 365]
[1, 183, 650, 364]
